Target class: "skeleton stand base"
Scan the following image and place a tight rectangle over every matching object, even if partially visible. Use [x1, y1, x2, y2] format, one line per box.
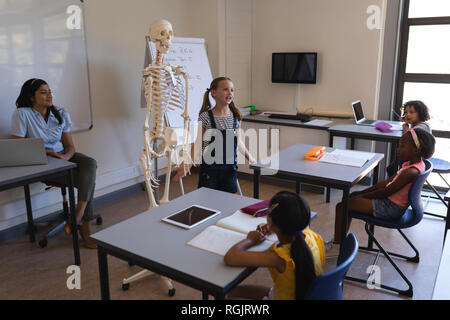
[121, 179, 185, 296]
[122, 270, 175, 296]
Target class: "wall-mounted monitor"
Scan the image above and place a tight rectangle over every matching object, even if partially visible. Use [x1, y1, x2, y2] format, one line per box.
[272, 52, 317, 84]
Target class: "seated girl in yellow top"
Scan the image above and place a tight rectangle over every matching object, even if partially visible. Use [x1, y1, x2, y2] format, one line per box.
[224, 191, 325, 300]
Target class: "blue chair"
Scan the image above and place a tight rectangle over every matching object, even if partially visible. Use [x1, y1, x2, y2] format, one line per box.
[346, 159, 433, 297]
[305, 233, 358, 300]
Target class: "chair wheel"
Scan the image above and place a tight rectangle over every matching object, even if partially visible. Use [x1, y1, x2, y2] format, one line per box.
[122, 283, 130, 291]
[96, 217, 103, 225]
[39, 238, 48, 248]
[168, 288, 176, 297]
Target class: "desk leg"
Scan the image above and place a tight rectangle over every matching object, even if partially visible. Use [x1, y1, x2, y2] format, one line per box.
[326, 134, 334, 203]
[24, 185, 35, 243]
[97, 246, 110, 300]
[350, 138, 355, 150]
[341, 188, 350, 247]
[445, 204, 450, 245]
[367, 164, 380, 249]
[68, 169, 81, 266]
[296, 180, 301, 195]
[253, 168, 260, 199]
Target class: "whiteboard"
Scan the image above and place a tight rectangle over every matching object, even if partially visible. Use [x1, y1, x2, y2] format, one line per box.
[0, 0, 92, 138]
[141, 36, 213, 130]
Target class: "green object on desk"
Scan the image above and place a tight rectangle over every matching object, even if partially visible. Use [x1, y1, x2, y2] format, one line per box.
[244, 105, 256, 111]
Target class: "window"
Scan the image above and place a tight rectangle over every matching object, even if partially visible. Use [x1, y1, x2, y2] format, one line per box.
[395, 0, 450, 190]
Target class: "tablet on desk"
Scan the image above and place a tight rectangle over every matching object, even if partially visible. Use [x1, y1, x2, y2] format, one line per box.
[161, 205, 221, 229]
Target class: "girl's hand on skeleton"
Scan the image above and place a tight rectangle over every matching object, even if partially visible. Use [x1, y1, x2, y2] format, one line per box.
[172, 166, 188, 182]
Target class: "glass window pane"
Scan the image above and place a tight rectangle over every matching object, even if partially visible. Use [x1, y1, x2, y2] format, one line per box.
[409, 0, 450, 18]
[402, 82, 450, 132]
[406, 25, 450, 74]
[427, 138, 450, 189]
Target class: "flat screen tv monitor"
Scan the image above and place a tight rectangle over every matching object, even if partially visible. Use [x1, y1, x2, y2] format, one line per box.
[272, 52, 317, 84]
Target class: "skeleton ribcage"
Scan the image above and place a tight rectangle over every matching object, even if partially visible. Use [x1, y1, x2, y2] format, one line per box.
[149, 67, 186, 137]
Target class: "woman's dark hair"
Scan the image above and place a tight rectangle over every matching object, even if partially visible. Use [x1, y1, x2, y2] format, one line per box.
[268, 191, 316, 300]
[199, 77, 243, 121]
[402, 100, 430, 122]
[16, 78, 62, 124]
[409, 128, 435, 159]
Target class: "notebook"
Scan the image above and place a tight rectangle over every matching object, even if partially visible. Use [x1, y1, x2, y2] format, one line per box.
[187, 210, 277, 256]
[0, 138, 48, 167]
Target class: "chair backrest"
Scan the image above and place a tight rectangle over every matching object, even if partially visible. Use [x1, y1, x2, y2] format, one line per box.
[399, 159, 433, 228]
[305, 233, 358, 300]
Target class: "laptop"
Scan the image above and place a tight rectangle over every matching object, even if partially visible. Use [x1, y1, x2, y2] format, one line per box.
[352, 100, 379, 126]
[0, 138, 48, 167]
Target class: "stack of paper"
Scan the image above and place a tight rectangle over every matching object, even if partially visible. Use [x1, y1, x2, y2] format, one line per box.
[304, 119, 333, 126]
[318, 149, 375, 168]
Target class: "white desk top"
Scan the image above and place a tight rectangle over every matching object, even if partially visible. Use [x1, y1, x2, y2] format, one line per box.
[90, 188, 264, 292]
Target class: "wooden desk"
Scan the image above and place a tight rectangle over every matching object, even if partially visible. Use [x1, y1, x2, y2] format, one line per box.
[250, 143, 384, 244]
[432, 230, 450, 300]
[90, 188, 264, 300]
[0, 157, 80, 265]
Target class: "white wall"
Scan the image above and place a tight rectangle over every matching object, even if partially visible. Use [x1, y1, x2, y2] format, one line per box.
[0, 0, 221, 232]
[250, 0, 385, 118]
[0, 0, 389, 233]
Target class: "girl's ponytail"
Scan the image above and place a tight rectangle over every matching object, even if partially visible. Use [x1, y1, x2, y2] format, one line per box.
[269, 191, 317, 299]
[229, 101, 243, 121]
[291, 231, 317, 299]
[199, 88, 212, 115]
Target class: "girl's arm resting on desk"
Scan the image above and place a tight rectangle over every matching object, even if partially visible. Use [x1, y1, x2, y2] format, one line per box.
[360, 167, 420, 199]
[53, 132, 75, 161]
[224, 231, 285, 273]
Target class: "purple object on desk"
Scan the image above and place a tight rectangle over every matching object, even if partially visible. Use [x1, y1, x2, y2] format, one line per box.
[375, 121, 392, 133]
[241, 199, 270, 217]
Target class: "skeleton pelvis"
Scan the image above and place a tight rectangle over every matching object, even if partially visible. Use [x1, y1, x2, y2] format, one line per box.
[150, 127, 178, 157]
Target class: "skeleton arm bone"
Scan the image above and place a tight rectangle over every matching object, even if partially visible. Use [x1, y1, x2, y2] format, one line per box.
[237, 126, 256, 164]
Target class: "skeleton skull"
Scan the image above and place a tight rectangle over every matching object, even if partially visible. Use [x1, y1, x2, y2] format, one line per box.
[149, 19, 173, 54]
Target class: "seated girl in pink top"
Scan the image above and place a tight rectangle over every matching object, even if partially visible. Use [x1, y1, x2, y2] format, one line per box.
[333, 128, 435, 244]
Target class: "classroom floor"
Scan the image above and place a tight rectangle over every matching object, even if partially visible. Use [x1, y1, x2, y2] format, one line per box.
[0, 172, 447, 300]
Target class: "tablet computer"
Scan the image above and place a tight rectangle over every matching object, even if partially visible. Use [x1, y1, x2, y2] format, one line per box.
[161, 205, 221, 229]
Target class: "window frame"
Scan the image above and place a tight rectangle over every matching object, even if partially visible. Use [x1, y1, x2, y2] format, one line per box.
[394, 0, 450, 139]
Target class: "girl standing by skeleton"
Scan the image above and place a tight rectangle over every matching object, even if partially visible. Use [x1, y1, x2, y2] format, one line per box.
[174, 77, 255, 193]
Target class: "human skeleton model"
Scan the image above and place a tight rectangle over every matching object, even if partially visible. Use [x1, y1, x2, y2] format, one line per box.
[123, 19, 191, 296]
[141, 19, 191, 210]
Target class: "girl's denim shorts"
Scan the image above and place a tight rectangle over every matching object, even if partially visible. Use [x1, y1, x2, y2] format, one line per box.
[372, 198, 407, 220]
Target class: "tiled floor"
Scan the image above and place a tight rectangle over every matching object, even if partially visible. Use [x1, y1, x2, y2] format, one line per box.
[0, 172, 446, 300]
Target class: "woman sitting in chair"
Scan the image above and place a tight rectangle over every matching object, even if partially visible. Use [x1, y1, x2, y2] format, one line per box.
[10, 78, 97, 249]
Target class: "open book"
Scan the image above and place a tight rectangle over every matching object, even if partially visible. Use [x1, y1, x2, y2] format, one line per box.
[187, 210, 278, 256]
